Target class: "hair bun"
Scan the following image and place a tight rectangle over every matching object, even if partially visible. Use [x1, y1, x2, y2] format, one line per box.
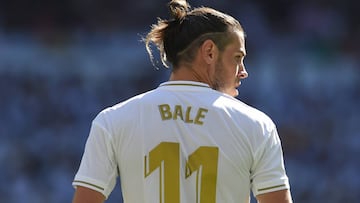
[168, 0, 190, 20]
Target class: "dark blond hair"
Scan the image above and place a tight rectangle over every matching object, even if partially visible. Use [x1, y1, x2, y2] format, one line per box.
[145, 0, 244, 68]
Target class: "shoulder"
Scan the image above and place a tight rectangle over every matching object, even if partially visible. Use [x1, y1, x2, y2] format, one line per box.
[242, 102, 275, 130]
[220, 95, 274, 126]
[216, 95, 277, 139]
[93, 89, 157, 126]
[103, 89, 158, 113]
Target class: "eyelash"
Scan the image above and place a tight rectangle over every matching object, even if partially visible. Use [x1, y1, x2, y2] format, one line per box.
[235, 56, 243, 63]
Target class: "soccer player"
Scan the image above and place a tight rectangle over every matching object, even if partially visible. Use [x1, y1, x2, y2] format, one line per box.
[72, 0, 293, 202]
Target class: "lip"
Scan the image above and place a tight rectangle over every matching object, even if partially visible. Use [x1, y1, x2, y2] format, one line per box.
[236, 80, 241, 87]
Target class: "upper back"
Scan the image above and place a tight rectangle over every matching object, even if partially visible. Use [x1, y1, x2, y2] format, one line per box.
[96, 81, 275, 202]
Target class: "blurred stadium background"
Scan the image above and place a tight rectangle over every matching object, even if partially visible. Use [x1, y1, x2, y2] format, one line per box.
[0, 0, 359, 202]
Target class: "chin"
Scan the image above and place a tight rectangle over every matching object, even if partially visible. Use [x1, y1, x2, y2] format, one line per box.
[232, 90, 239, 97]
[228, 88, 239, 97]
[217, 86, 238, 97]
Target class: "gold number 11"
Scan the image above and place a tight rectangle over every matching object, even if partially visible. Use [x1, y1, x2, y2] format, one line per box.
[144, 142, 219, 203]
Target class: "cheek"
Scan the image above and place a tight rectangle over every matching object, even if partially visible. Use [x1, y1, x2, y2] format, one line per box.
[224, 58, 239, 76]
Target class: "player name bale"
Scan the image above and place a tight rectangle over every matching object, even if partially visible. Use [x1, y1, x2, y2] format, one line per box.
[158, 104, 209, 125]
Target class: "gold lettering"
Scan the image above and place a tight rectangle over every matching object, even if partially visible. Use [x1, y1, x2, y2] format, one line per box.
[173, 105, 184, 120]
[185, 106, 194, 123]
[194, 108, 208, 125]
[158, 104, 208, 125]
[159, 104, 172, 120]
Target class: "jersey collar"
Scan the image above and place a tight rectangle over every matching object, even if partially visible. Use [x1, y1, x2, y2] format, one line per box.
[159, 81, 211, 89]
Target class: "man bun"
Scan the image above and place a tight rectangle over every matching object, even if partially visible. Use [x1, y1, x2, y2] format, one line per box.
[145, 0, 243, 68]
[168, 0, 190, 20]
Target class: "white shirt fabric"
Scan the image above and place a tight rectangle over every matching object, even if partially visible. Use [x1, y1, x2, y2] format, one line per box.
[73, 81, 290, 202]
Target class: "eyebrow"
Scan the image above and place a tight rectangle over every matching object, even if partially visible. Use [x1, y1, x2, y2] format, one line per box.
[237, 50, 246, 56]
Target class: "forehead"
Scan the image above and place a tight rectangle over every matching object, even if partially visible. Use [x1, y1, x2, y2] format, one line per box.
[225, 31, 246, 54]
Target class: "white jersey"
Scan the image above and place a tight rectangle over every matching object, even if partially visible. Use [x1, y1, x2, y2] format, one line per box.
[73, 81, 290, 203]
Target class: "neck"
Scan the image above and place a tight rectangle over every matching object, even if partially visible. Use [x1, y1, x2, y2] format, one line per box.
[169, 64, 212, 86]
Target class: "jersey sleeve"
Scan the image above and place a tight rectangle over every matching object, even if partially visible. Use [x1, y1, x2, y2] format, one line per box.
[250, 125, 290, 197]
[72, 115, 118, 199]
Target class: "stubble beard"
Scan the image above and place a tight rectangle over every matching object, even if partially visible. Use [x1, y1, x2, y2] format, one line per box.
[212, 59, 225, 92]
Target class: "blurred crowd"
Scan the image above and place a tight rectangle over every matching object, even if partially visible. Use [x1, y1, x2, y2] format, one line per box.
[0, 0, 359, 202]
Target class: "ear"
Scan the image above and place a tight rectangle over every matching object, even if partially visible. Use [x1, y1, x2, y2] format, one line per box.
[200, 39, 219, 65]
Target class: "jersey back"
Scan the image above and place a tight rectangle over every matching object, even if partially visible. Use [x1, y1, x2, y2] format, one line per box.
[73, 81, 289, 203]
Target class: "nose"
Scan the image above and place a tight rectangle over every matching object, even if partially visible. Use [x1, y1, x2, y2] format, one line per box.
[238, 65, 248, 79]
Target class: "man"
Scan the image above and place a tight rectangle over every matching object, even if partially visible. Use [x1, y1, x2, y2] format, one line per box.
[72, 0, 293, 202]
